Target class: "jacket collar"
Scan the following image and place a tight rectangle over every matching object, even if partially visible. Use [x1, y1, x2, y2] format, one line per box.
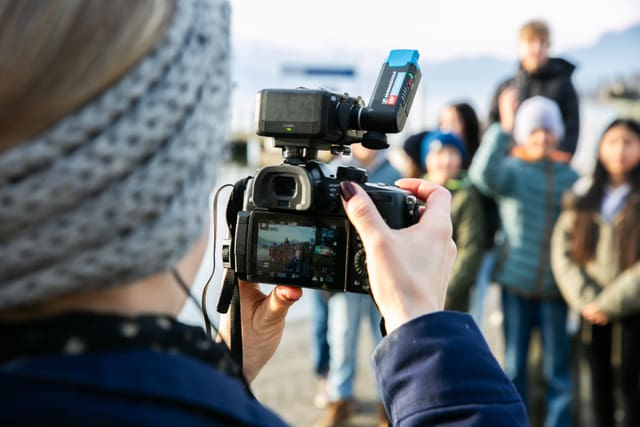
[510, 146, 572, 163]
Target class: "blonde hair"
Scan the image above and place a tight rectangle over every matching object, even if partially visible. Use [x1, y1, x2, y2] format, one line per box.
[0, 0, 175, 151]
[519, 19, 550, 43]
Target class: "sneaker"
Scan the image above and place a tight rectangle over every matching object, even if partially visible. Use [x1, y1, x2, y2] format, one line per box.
[312, 399, 357, 427]
[377, 402, 390, 427]
[313, 378, 329, 409]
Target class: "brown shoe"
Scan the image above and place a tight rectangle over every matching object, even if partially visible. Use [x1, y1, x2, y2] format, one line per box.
[312, 399, 357, 427]
[377, 402, 390, 427]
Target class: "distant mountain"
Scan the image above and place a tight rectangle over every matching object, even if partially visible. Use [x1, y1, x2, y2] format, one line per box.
[564, 23, 640, 91]
[417, 23, 640, 118]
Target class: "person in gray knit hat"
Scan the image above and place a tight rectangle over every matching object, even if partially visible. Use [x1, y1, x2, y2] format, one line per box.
[513, 95, 565, 147]
[0, 1, 528, 426]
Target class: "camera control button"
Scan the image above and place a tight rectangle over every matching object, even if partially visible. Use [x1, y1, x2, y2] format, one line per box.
[337, 166, 367, 184]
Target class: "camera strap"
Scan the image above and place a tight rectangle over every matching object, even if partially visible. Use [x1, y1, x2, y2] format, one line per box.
[220, 269, 243, 369]
[216, 176, 252, 371]
[369, 293, 388, 337]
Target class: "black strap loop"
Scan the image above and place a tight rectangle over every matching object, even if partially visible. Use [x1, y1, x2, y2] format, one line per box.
[217, 269, 236, 314]
[368, 288, 387, 337]
[228, 279, 243, 369]
[217, 176, 252, 370]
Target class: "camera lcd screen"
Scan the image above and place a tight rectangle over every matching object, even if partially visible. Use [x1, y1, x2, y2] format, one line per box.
[251, 213, 347, 290]
[261, 91, 322, 123]
[256, 89, 326, 137]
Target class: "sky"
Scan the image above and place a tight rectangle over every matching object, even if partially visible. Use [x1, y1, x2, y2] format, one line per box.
[226, 0, 640, 137]
[230, 0, 640, 61]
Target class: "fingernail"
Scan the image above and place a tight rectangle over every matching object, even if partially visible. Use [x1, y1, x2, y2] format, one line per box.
[277, 287, 300, 302]
[340, 181, 356, 201]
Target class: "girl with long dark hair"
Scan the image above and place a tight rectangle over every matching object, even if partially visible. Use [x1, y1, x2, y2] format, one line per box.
[438, 102, 481, 168]
[552, 118, 640, 427]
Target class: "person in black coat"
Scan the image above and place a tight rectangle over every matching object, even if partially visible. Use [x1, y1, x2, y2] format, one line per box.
[488, 19, 580, 155]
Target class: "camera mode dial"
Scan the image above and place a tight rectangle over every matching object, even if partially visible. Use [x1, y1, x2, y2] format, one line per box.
[353, 248, 367, 278]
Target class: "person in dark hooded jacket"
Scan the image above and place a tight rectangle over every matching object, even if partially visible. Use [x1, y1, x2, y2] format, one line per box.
[488, 19, 580, 156]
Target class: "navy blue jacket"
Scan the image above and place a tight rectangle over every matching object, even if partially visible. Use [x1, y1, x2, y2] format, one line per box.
[0, 312, 526, 426]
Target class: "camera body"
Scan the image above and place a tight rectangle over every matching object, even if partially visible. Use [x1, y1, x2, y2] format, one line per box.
[228, 161, 419, 292]
[222, 50, 421, 293]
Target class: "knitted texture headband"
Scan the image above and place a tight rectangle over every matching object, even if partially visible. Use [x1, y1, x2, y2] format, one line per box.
[0, 0, 230, 309]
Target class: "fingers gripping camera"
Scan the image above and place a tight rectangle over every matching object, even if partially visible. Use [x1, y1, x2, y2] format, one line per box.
[224, 162, 420, 293]
[222, 50, 421, 293]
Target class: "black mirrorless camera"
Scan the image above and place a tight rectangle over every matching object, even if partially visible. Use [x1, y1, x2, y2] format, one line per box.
[222, 50, 422, 293]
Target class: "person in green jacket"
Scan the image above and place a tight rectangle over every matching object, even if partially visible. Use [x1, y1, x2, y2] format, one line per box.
[469, 93, 578, 427]
[551, 118, 640, 427]
[421, 130, 486, 312]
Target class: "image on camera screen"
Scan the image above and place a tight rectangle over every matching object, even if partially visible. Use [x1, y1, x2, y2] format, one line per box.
[254, 218, 341, 286]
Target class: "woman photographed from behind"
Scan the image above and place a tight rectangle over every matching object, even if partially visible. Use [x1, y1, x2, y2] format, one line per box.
[551, 118, 640, 427]
[0, 2, 302, 424]
[0, 1, 527, 426]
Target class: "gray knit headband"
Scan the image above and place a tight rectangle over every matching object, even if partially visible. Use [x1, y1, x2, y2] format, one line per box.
[0, 0, 230, 309]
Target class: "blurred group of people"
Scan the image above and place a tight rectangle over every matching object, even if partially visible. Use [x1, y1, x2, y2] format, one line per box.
[310, 19, 640, 427]
[0, 1, 635, 426]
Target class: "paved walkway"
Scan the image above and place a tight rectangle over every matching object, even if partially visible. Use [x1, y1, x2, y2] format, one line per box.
[251, 317, 382, 427]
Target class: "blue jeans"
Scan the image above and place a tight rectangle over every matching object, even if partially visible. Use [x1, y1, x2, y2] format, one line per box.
[471, 249, 497, 325]
[310, 290, 330, 377]
[327, 292, 382, 400]
[501, 288, 572, 427]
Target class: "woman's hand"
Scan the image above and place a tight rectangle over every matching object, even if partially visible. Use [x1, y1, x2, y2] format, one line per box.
[218, 281, 302, 382]
[581, 302, 609, 326]
[340, 178, 457, 334]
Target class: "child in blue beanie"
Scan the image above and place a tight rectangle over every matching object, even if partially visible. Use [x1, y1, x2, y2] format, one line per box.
[422, 130, 485, 311]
